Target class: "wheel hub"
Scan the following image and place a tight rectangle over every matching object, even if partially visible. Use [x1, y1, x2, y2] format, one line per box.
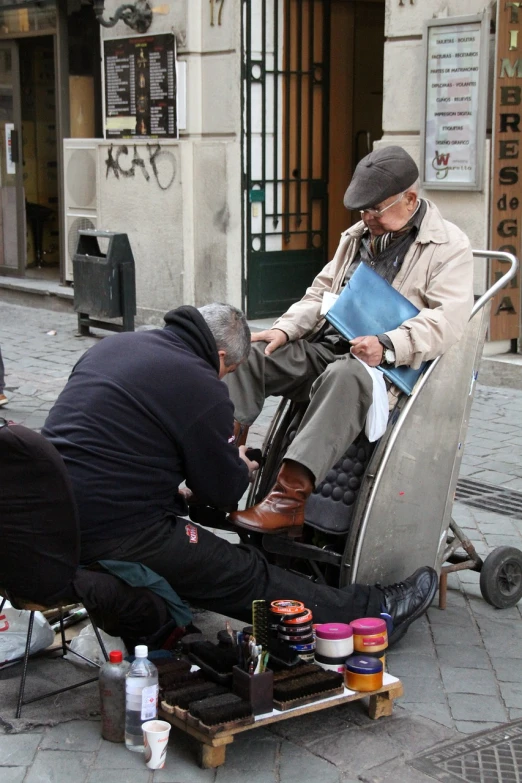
[498, 561, 522, 595]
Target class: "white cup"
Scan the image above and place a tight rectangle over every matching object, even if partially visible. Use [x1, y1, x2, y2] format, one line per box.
[142, 719, 171, 770]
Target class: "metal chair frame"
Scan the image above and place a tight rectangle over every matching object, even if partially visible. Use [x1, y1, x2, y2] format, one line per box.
[0, 595, 109, 719]
[238, 250, 522, 608]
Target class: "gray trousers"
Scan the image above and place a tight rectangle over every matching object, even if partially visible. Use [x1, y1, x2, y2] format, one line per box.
[225, 341, 373, 484]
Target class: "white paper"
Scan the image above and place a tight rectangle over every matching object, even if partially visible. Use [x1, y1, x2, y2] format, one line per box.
[320, 292, 339, 316]
[351, 354, 389, 442]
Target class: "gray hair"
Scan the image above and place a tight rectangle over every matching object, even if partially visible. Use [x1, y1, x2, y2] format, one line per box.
[198, 303, 251, 366]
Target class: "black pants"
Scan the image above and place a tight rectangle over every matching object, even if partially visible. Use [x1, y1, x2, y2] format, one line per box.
[81, 517, 383, 625]
[72, 567, 172, 650]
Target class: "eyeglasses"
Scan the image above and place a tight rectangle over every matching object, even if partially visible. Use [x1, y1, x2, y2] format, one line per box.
[360, 192, 405, 217]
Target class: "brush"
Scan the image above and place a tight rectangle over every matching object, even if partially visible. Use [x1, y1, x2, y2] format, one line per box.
[159, 669, 204, 691]
[273, 670, 343, 701]
[189, 640, 238, 674]
[190, 693, 253, 726]
[155, 659, 191, 674]
[189, 692, 241, 717]
[272, 663, 321, 682]
[164, 682, 228, 710]
[252, 599, 270, 651]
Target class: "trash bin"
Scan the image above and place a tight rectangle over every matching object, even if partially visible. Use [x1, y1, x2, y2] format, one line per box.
[73, 230, 136, 334]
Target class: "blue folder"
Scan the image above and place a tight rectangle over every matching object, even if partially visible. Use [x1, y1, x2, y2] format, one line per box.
[325, 262, 427, 395]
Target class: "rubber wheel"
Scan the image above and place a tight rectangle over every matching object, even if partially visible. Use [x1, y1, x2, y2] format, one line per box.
[479, 546, 522, 608]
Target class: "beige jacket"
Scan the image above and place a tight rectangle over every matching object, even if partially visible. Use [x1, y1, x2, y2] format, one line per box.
[273, 199, 474, 373]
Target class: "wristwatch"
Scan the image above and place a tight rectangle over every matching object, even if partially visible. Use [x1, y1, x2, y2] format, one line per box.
[382, 347, 396, 367]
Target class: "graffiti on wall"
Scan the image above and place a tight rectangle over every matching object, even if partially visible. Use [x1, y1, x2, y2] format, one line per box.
[105, 144, 177, 191]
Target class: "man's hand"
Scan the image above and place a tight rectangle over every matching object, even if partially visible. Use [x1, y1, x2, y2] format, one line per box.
[239, 445, 260, 482]
[350, 336, 383, 367]
[178, 487, 201, 506]
[251, 329, 288, 356]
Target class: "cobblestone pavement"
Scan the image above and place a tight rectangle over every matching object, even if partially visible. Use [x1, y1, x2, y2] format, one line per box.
[1, 301, 522, 782]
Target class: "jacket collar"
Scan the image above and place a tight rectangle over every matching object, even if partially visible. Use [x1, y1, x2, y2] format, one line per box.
[342, 198, 449, 246]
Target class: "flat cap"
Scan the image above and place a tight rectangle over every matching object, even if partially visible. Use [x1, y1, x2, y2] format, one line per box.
[343, 146, 419, 210]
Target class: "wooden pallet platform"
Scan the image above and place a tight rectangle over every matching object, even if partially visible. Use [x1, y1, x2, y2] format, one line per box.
[159, 672, 403, 769]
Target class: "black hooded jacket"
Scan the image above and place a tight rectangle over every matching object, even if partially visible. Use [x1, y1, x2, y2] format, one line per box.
[42, 306, 249, 543]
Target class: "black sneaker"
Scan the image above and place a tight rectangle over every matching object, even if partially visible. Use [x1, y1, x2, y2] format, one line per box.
[380, 566, 438, 646]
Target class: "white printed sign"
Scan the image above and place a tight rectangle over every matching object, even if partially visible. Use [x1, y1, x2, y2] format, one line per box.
[421, 14, 488, 190]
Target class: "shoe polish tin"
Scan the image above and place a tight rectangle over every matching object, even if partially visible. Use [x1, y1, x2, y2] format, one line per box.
[314, 623, 354, 659]
[270, 600, 305, 637]
[314, 651, 348, 673]
[350, 617, 388, 661]
[345, 655, 383, 692]
[290, 640, 316, 663]
[278, 622, 313, 638]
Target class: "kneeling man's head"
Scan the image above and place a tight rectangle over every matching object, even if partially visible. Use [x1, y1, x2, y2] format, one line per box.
[198, 303, 251, 378]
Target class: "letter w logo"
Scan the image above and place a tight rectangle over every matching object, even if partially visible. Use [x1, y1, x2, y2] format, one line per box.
[432, 150, 450, 179]
[435, 152, 450, 166]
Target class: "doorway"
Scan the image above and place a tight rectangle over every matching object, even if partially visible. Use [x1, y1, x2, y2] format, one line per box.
[0, 41, 24, 275]
[328, 0, 384, 257]
[20, 36, 60, 276]
[0, 35, 59, 280]
[243, 0, 385, 319]
[0, 3, 101, 282]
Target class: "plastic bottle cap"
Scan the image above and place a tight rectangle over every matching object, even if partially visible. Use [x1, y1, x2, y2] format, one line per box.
[109, 651, 123, 663]
[134, 645, 148, 657]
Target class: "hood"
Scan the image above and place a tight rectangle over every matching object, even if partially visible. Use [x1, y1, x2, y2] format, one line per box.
[163, 305, 220, 374]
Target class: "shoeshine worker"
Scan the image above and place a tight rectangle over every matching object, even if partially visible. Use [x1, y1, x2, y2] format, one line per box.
[43, 302, 437, 646]
[226, 146, 474, 537]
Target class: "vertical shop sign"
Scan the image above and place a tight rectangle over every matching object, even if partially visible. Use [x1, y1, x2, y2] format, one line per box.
[104, 33, 177, 139]
[5, 123, 15, 174]
[420, 13, 489, 190]
[490, 2, 522, 342]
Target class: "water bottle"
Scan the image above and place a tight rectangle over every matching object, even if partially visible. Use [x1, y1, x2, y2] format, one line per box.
[99, 650, 130, 742]
[125, 645, 159, 752]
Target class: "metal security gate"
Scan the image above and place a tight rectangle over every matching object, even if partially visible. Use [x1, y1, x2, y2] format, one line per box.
[243, 0, 330, 318]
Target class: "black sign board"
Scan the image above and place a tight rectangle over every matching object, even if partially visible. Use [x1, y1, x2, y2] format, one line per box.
[104, 33, 177, 139]
[0, 0, 44, 5]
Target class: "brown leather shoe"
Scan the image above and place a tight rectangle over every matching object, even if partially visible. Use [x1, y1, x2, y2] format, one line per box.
[230, 460, 314, 536]
[233, 420, 250, 447]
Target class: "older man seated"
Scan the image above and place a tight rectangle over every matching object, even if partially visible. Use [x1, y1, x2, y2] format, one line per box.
[226, 146, 474, 536]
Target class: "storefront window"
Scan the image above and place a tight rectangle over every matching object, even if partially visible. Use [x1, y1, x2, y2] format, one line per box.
[0, 3, 56, 37]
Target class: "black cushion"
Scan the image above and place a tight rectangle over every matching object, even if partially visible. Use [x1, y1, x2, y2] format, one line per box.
[305, 432, 375, 534]
[0, 423, 79, 606]
[278, 408, 376, 535]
